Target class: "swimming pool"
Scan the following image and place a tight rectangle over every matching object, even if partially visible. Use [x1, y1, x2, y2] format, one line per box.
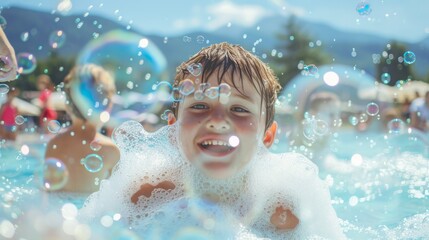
[0, 127, 428, 239]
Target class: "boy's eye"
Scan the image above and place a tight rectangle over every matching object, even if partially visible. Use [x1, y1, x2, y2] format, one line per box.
[231, 106, 249, 113]
[191, 104, 208, 110]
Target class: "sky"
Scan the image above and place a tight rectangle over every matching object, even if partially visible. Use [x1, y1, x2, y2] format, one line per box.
[1, 0, 429, 42]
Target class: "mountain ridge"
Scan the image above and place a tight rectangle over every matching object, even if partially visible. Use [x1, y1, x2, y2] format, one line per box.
[2, 6, 428, 78]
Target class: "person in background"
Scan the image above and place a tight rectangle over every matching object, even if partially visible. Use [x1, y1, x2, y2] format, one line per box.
[0, 86, 19, 141]
[35, 74, 58, 131]
[44, 64, 120, 193]
[409, 91, 429, 132]
[0, 27, 18, 82]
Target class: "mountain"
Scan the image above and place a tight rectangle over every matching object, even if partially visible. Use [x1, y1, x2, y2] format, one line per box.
[2, 6, 429, 80]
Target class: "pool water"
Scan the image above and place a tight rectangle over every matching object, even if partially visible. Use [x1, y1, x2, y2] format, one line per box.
[0, 129, 428, 239]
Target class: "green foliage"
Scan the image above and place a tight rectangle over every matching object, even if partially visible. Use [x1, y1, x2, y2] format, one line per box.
[375, 41, 416, 86]
[271, 16, 331, 89]
[15, 51, 74, 91]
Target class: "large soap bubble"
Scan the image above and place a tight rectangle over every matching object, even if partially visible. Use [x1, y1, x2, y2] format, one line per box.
[76, 30, 169, 125]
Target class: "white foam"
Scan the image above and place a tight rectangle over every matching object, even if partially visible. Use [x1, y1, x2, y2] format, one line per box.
[79, 120, 345, 239]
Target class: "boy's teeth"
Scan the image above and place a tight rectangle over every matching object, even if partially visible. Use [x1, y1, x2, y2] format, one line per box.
[202, 140, 229, 146]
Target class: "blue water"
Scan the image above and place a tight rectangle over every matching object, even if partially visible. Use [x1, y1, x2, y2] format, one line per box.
[0, 130, 428, 239]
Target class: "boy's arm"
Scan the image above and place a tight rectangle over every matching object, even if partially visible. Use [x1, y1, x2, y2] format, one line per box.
[131, 180, 176, 204]
[270, 205, 299, 230]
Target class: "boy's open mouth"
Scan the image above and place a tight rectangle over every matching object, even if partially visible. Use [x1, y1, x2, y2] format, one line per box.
[198, 139, 236, 157]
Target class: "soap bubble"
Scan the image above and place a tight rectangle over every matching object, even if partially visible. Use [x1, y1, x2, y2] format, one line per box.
[81, 154, 104, 173]
[303, 64, 318, 76]
[381, 73, 391, 84]
[17, 53, 37, 75]
[43, 158, 69, 191]
[0, 83, 10, 94]
[90, 140, 102, 151]
[187, 63, 203, 77]
[49, 30, 66, 49]
[76, 30, 168, 123]
[356, 2, 372, 15]
[387, 118, 406, 134]
[0, 55, 13, 72]
[0, 16, 6, 28]
[366, 102, 379, 116]
[179, 79, 195, 96]
[403, 51, 416, 64]
[15, 115, 25, 125]
[47, 120, 62, 134]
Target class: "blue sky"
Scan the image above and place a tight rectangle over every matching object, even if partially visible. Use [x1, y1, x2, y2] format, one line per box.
[1, 0, 428, 42]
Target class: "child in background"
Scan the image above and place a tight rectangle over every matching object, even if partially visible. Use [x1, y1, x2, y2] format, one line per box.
[80, 43, 344, 239]
[0, 86, 19, 141]
[45, 64, 120, 193]
[35, 74, 58, 130]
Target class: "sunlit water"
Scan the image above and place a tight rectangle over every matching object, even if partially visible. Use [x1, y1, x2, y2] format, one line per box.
[0, 125, 428, 239]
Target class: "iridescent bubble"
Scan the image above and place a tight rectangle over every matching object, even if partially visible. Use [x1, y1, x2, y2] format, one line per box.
[403, 51, 416, 64]
[90, 140, 102, 151]
[20, 32, 29, 42]
[349, 115, 359, 126]
[49, 30, 66, 49]
[356, 2, 372, 15]
[160, 109, 173, 121]
[17, 52, 37, 74]
[194, 90, 204, 101]
[219, 83, 231, 104]
[179, 79, 195, 96]
[182, 36, 192, 43]
[205, 87, 219, 99]
[43, 158, 69, 191]
[187, 63, 203, 77]
[198, 82, 210, 91]
[313, 119, 329, 136]
[153, 81, 173, 101]
[366, 102, 379, 116]
[303, 64, 318, 76]
[81, 154, 103, 173]
[0, 83, 10, 94]
[0, 16, 7, 28]
[77, 30, 168, 122]
[47, 120, 62, 134]
[0, 55, 13, 72]
[387, 118, 406, 134]
[359, 113, 368, 123]
[196, 35, 205, 44]
[381, 73, 391, 84]
[302, 118, 316, 141]
[171, 87, 183, 102]
[218, 83, 231, 97]
[15, 115, 25, 125]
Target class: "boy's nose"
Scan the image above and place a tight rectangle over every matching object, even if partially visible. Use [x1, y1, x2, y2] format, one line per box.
[206, 116, 230, 131]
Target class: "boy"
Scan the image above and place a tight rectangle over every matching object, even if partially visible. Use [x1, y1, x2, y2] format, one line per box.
[80, 43, 344, 239]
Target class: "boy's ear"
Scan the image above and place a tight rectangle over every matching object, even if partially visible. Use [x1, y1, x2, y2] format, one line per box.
[167, 113, 176, 125]
[263, 121, 277, 148]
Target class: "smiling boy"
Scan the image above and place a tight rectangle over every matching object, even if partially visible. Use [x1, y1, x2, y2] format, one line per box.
[168, 42, 303, 231]
[81, 42, 344, 239]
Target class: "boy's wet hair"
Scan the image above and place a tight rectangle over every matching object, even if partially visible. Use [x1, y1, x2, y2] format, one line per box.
[172, 42, 282, 130]
[63, 64, 116, 121]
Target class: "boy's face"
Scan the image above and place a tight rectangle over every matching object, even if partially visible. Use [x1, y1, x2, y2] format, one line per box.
[175, 71, 268, 179]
